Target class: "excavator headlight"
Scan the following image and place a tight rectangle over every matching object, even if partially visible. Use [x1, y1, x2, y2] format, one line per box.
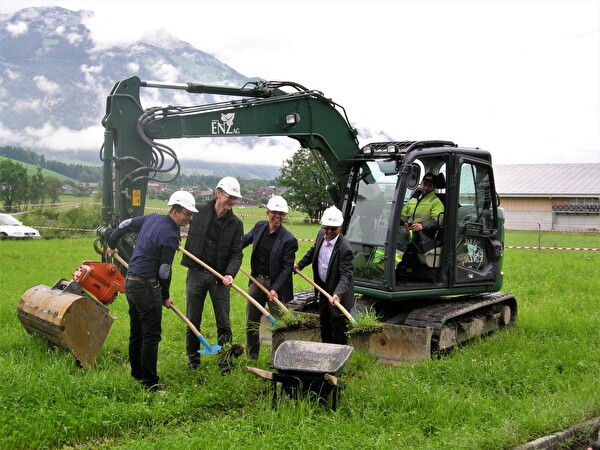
[363, 146, 372, 155]
[285, 112, 300, 126]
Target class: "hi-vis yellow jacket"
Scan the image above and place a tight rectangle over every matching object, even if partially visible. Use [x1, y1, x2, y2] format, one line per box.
[401, 191, 444, 231]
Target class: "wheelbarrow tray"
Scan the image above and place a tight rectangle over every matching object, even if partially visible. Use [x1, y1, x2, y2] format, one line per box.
[272, 340, 353, 375]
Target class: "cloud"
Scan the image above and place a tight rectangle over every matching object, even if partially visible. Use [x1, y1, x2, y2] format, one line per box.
[3, 68, 20, 80]
[167, 137, 298, 166]
[66, 32, 83, 44]
[149, 60, 180, 83]
[13, 98, 41, 112]
[5, 20, 27, 36]
[33, 75, 59, 94]
[0, 121, 103, 151]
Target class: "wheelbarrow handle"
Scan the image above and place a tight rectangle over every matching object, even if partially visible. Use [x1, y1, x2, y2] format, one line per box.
[179, 246, 278, 327]
[244, 366, 274, 381]
[294, 268, 358, 326]
[324, 373, 338, 386]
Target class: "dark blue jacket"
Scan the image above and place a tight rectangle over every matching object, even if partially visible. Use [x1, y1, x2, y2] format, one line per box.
[243, 221, 298, 302]
[108, 213, 180, 300]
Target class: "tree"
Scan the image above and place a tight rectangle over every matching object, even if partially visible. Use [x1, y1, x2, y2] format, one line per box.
[44, 177, 63, 203]
[30, 167, 46, 205]
[0, 159, 29, 211]
[276, 148, 335, 220]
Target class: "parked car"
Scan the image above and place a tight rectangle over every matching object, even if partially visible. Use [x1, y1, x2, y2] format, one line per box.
[0, 213, 41, 239]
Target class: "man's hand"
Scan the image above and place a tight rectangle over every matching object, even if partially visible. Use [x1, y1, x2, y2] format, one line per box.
[411, 223, 424, 232]
[330, 294, 340, 305]
[163, 297, 173, 308]
[222, 274, 234, 287]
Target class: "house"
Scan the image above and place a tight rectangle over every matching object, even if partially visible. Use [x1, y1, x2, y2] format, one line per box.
[494, 163, 600, 231]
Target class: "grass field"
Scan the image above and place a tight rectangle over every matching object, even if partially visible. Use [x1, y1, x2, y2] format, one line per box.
[1, 228, 599, 449]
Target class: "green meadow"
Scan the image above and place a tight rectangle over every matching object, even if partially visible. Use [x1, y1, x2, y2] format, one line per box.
[0, 226, 598, 449]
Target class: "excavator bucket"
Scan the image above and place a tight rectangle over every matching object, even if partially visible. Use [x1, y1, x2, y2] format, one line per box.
[260, 313, 432, 365]
[17, 279, 115, 369]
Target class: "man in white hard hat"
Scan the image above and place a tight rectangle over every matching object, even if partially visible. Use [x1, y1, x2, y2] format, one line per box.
[243, 195, 298, 362]
[106, 190, 197, 391]
[181, 176, 244, 374]
[295, 206, 354, 344]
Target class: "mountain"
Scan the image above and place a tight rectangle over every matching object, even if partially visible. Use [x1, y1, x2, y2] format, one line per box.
[0, 6, 285, 179]
[0, 7, 392, 180]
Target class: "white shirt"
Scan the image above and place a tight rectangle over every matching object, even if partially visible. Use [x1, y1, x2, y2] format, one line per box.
[317, 234, 339, 281]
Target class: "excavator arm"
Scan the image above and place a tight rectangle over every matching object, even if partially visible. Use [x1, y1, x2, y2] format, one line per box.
[99, 76, 360, 230]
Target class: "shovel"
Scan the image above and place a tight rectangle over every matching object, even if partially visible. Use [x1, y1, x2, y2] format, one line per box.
[239, 268, 293, 316]
[169, 304, 221, 355]
[294, 268, 358, 327]
[110, 251, 221, 355]
[178, 246, 279, 327]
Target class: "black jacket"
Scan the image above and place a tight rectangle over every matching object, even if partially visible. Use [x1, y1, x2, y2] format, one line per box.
[243, 220, 298, 302]
[297, 230, 354, 316]
[181, 199, 243, 277]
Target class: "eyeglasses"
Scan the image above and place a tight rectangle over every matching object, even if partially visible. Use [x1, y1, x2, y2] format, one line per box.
[180, 210, 193, 218]
[268, 210, 286, 216]
[322, 226, 339, 231]
[221, 192, 238, 202]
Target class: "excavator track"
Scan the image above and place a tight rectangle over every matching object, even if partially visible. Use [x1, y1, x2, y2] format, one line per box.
[403, 292, 517, 353]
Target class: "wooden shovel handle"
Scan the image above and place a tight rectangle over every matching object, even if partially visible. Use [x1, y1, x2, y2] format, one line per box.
[170, 303, 201, 338]
[239, 268, 290, 314]
[178, 245, 275, 322]
[294, 268, 356, 324]
[111, 251, 129, 269]
[244, 366, 274, 380]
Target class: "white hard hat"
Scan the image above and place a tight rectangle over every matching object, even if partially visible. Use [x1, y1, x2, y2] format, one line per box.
[216, 176, 242, 198]
[266, 195, 289, 213]
[321, 206, 343, 227]
[168, 190, 198, 212]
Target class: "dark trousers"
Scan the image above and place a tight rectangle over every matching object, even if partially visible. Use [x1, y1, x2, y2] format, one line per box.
[319, 295, 349, 345]
[246, 277, 285, 362]
[185, 269, 232, 369]
[125, 278, 162, 388]
[397, 228, 436, 254]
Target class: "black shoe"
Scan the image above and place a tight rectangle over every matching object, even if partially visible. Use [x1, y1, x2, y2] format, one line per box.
[188, 361, 200, 370]
[144, 383, 164, 393]
[220, 365, 232, 375]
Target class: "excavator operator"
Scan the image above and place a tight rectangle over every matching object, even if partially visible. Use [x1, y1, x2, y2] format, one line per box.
[396, 172, 445, 259]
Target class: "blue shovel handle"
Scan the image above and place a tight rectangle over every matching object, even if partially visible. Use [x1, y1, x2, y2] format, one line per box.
[266, 315, 278, 327]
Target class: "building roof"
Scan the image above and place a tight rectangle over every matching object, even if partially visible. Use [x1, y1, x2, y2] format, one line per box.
[494, 163, 600, 196]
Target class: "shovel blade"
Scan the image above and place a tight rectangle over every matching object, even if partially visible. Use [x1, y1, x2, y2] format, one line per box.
[197, 334, 222, 355]
[199, 344, 222, 355]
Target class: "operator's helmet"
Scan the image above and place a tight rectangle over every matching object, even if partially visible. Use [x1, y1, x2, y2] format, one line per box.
[321, 206, 344, 227]
[216, 176, 242, 198]
[168, 190, 198, 212]
[266, 195, 289, 213]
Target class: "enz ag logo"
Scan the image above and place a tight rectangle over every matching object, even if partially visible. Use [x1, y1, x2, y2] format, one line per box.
[211, 113, 240, 135]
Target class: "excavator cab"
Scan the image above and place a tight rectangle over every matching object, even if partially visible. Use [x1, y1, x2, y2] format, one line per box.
[342, 141, 505, 300]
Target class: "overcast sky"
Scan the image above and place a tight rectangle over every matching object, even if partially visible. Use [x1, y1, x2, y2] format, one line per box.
[1, 0, 599, 167]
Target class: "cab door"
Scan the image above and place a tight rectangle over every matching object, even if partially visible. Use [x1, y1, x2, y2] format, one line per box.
[453, 160, 502, 285]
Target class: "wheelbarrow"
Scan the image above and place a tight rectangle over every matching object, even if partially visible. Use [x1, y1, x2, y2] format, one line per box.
[245, 340, 353, 411]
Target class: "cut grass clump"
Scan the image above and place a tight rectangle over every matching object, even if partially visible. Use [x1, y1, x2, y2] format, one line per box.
[218, 343, 244, 359]
[272, 313, 320, 333]
[346, 307, 384, 336]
